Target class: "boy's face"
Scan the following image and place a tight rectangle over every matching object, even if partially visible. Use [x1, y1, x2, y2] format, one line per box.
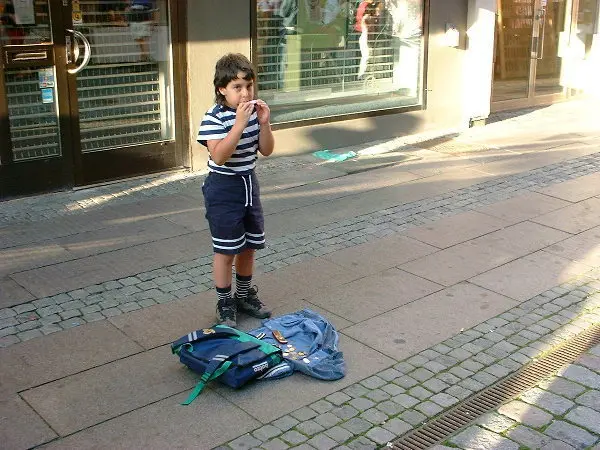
[219, 71, 255, 109]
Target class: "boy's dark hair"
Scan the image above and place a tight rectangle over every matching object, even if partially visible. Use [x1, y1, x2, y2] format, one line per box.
[214, 53, 256, 105]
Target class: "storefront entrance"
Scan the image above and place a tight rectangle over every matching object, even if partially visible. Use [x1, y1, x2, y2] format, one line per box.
[0, 0, 187, 198]
[492, 0, 568, 110]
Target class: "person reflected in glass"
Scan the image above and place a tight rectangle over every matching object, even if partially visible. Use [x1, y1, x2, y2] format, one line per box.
[100, 1, 128, 26]
[275, 0, 298, 90]
[127, 0, 156, 62]
[354, 0, 376, 80]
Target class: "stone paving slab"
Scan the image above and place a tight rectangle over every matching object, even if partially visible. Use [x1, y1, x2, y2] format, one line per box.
[469, 221, 572, 256]
[399, 238, 518, 286]
[0, 194, 203, 252]
[306, 268, 442, 323]
[403, 210, 511, 249]
[322, 234, 437, 277]
[544, 226, 600, 269]
[395, 148, 481, 177]
[259, 164, 347, 193]
[0, 242, 77, 278]
[342, 282, 519, 361]
[40, 390, 262, 450]
[91, 231, 213, 277]
[535, 171, 600, 202]
[264, 177, 434, 238]
[0, 321, 143, 397]
[252, 258, 364, 310]
[9, 231, 211, 298]
[0, 277, 34, 309]
[462, 142, 597, 177]
[473, 191, 572, 225]
[21, 345, 198, 436]
[163, 208, 208, 232]
[0, 217, 103, 251]
[0, 395, 57, 449]
[107, 291, 217, 350]
[532, 197, 600, 234]
[9, 255, 126, 299]
[53, 217, 192, 258]
[469, 250, 593, 302]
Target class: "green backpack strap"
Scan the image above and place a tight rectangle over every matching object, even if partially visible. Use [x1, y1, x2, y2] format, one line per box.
[182, 355, 233, 405]
[214, 325, 282, 357]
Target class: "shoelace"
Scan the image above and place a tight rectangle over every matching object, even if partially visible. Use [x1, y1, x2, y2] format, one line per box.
[218, 302, 236, 320]
[246, 286, 264, 308]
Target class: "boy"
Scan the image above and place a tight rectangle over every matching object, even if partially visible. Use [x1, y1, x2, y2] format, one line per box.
[198, 53, 275, 327]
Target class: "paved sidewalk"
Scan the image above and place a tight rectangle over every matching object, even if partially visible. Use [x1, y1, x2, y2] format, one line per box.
[1, 98, 599, 449]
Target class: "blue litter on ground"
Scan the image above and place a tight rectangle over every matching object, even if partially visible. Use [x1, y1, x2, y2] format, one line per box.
[313, 150, 358, 162]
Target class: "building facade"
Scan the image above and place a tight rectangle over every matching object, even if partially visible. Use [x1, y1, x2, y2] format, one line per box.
[0, 0, 598, 198]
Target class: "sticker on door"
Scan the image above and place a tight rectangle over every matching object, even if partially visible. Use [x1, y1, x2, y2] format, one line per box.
[41, 88, 54, 104]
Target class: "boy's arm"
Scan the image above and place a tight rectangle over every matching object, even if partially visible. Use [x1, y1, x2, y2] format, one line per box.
[207, 102, 254, 165]
[258, 124, 274, 157]
[256, 100, 274, 157]
[207, 123, 245, 165]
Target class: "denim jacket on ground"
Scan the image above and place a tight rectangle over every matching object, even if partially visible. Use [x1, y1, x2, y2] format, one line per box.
[250, 309, 346, 381]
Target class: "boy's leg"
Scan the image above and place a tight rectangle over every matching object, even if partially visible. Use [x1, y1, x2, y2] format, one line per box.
[234, 174, 271, 319]
[214, 253, 237, 326]
[234, 249, 271, 318]
[203, 173, 249, 328]
[234, 248, 253, 300]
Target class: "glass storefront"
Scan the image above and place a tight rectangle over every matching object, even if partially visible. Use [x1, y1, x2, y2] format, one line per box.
[1, 0, 185, 196]
[254, 0, 425, 124]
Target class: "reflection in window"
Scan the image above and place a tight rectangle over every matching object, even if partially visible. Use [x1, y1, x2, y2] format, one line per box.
[73, 0, 175, 152]
[0, 0, 51, 45]
[255, 0, 425, 123]
[572, 0, 598, 56]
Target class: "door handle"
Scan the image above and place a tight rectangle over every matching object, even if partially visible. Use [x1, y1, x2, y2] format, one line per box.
[66, 29, 91, 74]
[537, 8, 547, 60]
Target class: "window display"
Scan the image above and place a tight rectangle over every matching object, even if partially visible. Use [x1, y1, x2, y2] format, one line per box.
[255, 0, 425, 123]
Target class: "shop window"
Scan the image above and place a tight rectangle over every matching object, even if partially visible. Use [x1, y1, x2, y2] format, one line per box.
[254, 0, 426, 124]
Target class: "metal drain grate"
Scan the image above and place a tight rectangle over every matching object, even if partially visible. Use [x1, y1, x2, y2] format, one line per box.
[390, 323, 600, 450]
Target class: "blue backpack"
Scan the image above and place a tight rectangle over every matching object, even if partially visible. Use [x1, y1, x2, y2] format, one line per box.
[171, 325, 283, 404]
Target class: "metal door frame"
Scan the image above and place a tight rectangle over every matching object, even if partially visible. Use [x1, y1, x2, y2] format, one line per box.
[70, 0, 189, 185]
[492, 0, 568, 112]
[0, 0, 190, 197]
[0, 0, 76, 198]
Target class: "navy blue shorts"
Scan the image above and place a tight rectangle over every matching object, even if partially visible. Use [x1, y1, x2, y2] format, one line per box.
[202, 171, 266, 255]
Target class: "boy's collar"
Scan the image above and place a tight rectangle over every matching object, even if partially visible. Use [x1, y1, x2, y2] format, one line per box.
[220, 103, 236, 112]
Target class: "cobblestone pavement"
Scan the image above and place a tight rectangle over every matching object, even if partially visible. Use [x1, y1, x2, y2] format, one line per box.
[1, 151, 599, 347]
[214, 271, 600, 450]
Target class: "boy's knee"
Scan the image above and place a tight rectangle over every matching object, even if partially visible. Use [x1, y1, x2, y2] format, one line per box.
[214, 252, 235, 264]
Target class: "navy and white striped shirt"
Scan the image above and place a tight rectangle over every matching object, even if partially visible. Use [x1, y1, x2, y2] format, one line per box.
[197, 103, 260, 175]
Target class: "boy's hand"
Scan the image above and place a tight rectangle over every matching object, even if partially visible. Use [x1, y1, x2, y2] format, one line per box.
[235, 101, 254, 127]
[255, 99, 271, 125]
